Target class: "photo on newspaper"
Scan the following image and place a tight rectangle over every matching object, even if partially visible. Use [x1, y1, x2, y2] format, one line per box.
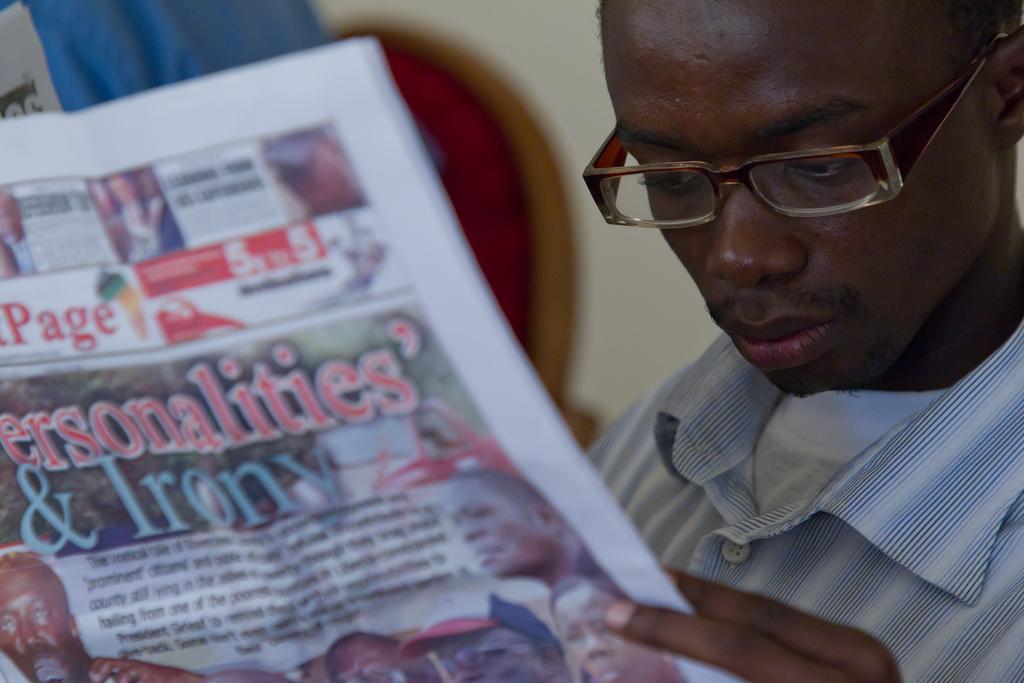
[0, 40, 739, 683]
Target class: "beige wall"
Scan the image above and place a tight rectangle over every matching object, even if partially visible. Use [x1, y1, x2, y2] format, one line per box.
[312, 0, 718, 427]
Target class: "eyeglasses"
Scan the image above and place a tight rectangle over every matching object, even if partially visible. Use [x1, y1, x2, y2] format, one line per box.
[583, 36, 1004, 229]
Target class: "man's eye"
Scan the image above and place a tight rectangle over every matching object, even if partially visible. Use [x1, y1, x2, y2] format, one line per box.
[785, 158, 857, 182]
[33, 607, 49, 624]
[0, 616, 16, 634]
[640, 172, 705, 193]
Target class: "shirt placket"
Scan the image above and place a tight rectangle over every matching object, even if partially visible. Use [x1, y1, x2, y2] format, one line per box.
[689, 466, 812, 580]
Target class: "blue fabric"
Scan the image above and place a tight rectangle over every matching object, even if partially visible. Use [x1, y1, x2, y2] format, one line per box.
[0, 0, 326, 110]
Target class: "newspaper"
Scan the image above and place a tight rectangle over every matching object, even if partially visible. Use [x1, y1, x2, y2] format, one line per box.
[0, 40, 738, 683]
[0, 2, 60, 118]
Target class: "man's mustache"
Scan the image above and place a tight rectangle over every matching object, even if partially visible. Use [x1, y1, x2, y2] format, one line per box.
[707, 284, 865, 326]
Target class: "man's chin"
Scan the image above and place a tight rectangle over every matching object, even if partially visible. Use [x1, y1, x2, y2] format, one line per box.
[760, 345, 899, 397]
[30, 656, 75, 683]
[18, 650, 89, 683]
[762, 367, 837, 397]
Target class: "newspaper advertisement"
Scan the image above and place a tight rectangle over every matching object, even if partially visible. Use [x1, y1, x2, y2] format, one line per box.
[0, 2, 61, 118]
[0, 40, 738, 683]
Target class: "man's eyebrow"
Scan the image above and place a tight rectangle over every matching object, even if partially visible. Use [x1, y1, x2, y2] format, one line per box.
[615, 122, 695, 152]
[615, 98, 870, 153]
[754, 98, 870, 140]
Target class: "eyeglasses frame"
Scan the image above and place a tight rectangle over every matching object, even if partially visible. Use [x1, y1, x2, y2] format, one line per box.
[583, 35, 1005, 229]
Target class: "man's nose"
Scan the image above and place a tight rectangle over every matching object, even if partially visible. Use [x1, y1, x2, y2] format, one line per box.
[704, 183, 808, 288]
[13, 620, 39, 652]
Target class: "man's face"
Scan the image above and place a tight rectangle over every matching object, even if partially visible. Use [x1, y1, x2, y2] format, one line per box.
[603, 0, 1007, 394]
[107, 175, 140, 207]
[294, 138, 361, 216]
[0, 570, 91, 683]
[433, 627, 570, 683]
[327, 636, 440, 683]
[554, 583, 680, 683]
[327, 637, 399, 682]
[446, 483, 561, 579]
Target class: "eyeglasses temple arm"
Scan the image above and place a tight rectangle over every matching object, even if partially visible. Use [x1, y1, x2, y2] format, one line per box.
[888, 68, 982, 175]
[888, 34, 1003, 175]
[589, 131, 628, 170]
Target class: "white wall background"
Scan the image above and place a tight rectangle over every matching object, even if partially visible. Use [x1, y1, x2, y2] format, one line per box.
[312, 0, 719, 428]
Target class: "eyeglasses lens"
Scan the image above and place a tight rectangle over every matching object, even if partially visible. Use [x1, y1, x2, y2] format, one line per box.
[602, 170, 715, 225]
[749, 155, 882, 213]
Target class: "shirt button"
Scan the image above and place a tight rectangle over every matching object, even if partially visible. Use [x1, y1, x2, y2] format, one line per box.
[721, 540, 751, 564]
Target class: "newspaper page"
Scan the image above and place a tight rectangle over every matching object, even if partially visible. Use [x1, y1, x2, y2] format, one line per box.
[0, 40, 739, 683]
[0, 2, 61, 118]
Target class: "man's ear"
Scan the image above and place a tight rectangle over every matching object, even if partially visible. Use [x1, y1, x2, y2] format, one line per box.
[986, 24, 1024, 148]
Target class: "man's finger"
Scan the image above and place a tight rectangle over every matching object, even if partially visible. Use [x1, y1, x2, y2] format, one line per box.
[604, 601, 845, 683]
[90, 659, 117, 683]
[671, 572, 896, 673]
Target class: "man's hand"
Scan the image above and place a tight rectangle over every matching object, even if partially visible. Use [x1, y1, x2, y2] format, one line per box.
[604, 572, 902, 683]
[89, 658, 204, 683]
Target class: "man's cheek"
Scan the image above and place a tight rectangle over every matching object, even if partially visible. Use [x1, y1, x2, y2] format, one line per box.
[39, 628, 67, 648]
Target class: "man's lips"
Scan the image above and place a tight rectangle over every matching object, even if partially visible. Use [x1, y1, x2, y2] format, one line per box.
[729, 318, 837, 371]
[32, 654, 69, 683]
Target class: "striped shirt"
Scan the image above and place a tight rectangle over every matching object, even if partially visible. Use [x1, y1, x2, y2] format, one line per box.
[591, 328, 1024, 682]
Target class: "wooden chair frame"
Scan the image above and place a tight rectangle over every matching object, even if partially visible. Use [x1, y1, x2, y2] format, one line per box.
[340, 22, 595, 444]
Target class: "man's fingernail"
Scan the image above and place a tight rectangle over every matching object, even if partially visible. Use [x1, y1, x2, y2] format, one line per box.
[604, 600, 637, 629]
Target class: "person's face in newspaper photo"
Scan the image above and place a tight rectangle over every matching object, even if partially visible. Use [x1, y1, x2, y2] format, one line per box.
[445, 470, 584, 587]
[432, 626, 571, 683]
[552, 578, 686, 683]
[325, 633, 439, 683]
[0, 190, 25, 243]
[0, 556, 92, 683]
[106, 173, 144, 210]
[0, 555, 203, 683]
[100, 170, 183, 263]
[264, 128, 364, 219]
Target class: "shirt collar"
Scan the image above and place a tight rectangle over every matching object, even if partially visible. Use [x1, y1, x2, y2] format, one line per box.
[658, 321, 1024, 605]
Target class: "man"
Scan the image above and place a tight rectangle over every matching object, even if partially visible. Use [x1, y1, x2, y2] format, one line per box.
[588, 1, 1024, 681]
[0, 553, 199, 683]
[444, 469, 597, 586]
[400, 585, 571, 683]
[0, 190, 35, 275]
[104, 171, 183, 262]
[550, 577, 686, 683]
[323, 632, 439, 683]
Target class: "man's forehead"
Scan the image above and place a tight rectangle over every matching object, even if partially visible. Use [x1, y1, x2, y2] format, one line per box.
[0, 590, 57, 613]
[603, 0, 930, 56]
[0, 569, 65, 605]
[602, 0, 953, 156]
